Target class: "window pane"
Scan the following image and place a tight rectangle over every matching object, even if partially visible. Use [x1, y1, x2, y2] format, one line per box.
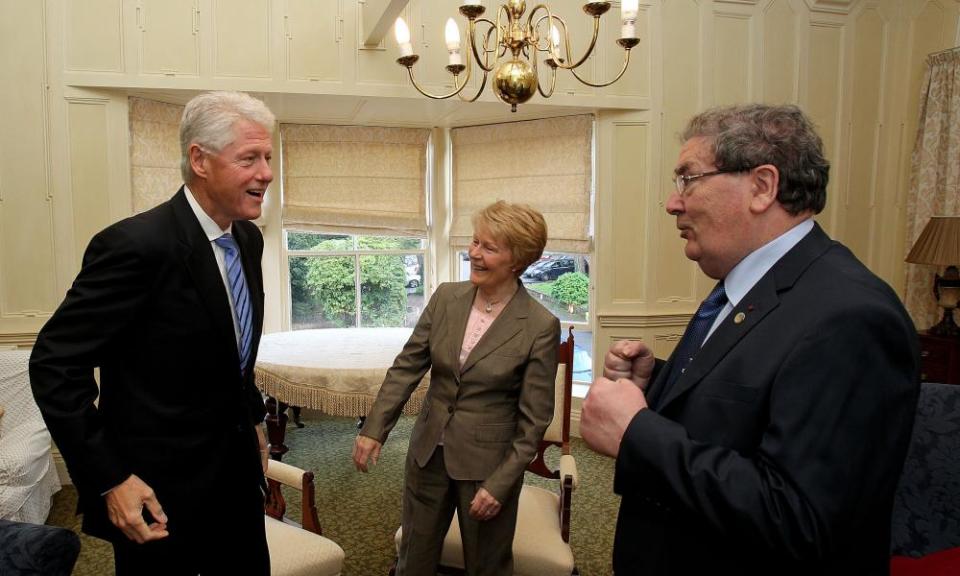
[572, 328, 593, 384]
[287, 231, 351, 251]
[521, 253, 590, 324]
[290, 255, 357, 329]
[359, 254, 422, 328]
[358, 235, 424, 250]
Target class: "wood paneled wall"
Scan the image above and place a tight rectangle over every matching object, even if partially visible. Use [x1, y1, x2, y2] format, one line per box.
[593, 0, 960, 377]
[1, 0, 958, 363]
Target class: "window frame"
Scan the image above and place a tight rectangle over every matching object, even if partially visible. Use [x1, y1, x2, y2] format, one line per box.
[283, 230, 429, 330]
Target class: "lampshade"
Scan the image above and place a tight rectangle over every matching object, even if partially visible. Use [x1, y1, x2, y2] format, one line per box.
[905, 216, 960, 266]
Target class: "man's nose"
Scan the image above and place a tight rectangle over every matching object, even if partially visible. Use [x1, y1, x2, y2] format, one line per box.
[665, 189, 684, 216]
[257, 158, 273, 183]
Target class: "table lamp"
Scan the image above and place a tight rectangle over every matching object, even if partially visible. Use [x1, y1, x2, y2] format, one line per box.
[905, 215, 960, 337]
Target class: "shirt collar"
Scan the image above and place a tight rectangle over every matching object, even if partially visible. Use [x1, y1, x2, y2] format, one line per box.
[184, 184, 231, 240]
[723, 218, 814, 307]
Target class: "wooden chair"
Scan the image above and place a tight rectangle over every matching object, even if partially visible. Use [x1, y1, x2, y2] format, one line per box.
[393, 328, 579, 575]
[264, 459, 345, 576]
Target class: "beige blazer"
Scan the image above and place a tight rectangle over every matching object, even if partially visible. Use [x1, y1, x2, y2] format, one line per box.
[361, 280, 560, 501]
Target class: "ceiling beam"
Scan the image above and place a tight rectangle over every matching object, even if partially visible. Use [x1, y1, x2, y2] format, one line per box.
[362, 0, 410, 48]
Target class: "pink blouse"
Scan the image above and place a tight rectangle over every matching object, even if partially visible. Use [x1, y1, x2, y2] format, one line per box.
[458, 298, 510, 370]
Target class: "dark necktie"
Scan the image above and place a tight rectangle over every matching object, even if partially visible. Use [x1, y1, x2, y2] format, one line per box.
[660, 282, 727, 396]
[214, 234, 252, 373]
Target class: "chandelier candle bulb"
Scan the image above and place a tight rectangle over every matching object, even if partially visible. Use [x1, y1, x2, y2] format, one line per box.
[621, 0, 638, 39]
[395, 17, 414, 57]
[445, 18, 462, 66]
[463, 0, 481, 5]
[550, 24, 561, 52]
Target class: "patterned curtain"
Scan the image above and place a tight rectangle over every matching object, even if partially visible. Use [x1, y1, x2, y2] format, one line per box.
[128, 97, 184, 213]
[904, 48, 960, 329]
[451, 115, 593, 253]
[280, 124, 430, 237]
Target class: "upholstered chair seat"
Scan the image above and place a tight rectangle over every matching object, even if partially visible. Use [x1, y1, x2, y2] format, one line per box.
[264, 459, 345, 576]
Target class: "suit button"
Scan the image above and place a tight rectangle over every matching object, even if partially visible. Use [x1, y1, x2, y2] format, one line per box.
[448, 405, 454, 413]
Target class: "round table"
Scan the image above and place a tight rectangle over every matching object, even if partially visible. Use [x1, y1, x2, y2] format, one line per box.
[254, 328, 429, 458]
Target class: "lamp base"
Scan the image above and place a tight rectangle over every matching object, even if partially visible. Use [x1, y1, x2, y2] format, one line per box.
[927, 306, 960, 338]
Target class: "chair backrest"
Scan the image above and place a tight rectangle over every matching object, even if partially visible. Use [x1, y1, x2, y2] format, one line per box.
[890, 382, 960, 557]
[264, 459, 323, 535]
[527, 327, 574, 480]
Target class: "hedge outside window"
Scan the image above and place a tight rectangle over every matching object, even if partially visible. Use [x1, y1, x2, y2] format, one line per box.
[287, 232, 426, 330]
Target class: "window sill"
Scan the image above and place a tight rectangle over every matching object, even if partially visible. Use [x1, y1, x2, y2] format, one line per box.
[572, 383, 590, 399]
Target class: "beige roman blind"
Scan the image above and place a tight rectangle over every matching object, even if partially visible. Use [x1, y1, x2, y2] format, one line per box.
[451, 115, 592, 253]
[128, 97, 183, 213]
[281, 124, 430, 236]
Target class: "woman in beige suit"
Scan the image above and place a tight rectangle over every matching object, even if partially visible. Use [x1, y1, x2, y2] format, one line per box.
[353, 201, 561, 576]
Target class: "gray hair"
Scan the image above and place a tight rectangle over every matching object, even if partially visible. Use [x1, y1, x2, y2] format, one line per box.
[179, 91, 275, 182]
[681, 104, 829, 215]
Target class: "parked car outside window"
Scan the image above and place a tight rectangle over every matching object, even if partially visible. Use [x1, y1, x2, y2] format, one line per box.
[522, 257, 575, 282]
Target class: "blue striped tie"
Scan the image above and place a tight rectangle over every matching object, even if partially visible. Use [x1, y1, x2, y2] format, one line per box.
[214, 234, 252, 373]
[661, 282, 727, 394]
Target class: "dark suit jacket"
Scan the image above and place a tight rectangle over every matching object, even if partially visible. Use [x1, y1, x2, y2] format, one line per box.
[613, 223, 920, 575]
[361, 280, 560, 502]
[29, 188, 267, 540]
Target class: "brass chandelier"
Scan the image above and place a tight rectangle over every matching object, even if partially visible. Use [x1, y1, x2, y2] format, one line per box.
[394, 0, 640, 112]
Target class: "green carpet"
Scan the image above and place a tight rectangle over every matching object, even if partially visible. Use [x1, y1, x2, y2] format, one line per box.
[47, 413, 619, 575]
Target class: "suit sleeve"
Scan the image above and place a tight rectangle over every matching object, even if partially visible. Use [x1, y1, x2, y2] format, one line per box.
[483, 315, 561, 502]
[614, 302, 918, 560]
[359, 283, 443, 444]
[29, 224, 154, 496]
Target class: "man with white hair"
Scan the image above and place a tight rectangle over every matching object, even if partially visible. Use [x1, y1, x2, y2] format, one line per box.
[31, 91, 275, 575]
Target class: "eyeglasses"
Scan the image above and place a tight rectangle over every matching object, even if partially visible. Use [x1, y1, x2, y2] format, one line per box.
[673, 167, 753, 195]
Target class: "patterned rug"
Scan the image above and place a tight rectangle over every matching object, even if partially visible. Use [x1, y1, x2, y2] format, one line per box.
[47, 413, 619, 575]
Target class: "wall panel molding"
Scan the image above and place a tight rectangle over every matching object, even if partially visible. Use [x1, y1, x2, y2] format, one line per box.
[599, 313, 692, 328]
[802, 0, 858, 14]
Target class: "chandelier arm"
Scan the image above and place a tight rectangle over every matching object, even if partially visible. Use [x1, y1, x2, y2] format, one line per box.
[536, 62, 558, 98]
[531, 13, 568, 52]
[458, 70, 489, 102]
[551, 15, 602, 71]
[526, 4, 549, 48]
[468, 18, 499, 72]
[403, 65, 470, 99]
[568, 46, 633, 88]
[475, 18, 501, 54]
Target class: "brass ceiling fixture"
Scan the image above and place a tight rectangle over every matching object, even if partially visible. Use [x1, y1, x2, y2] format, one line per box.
[394, 0, 640, 112]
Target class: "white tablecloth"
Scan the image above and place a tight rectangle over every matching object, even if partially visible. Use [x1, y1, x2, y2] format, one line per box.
[0, 349, 61, 523]
[254, 328, 429, 416]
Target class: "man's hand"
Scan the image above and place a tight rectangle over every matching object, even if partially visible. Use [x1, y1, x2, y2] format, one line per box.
[468, 487, 502, 521]
[604, 340, 656, 390]
[581, 376, 649, 458]
[104, 474, 169, 544]
[352, 434, 382, 473]
[256, 425, 269, 474]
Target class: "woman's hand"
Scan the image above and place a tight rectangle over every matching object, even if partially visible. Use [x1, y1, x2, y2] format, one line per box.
[352, 434, 383, 472]
[468, 487, 502, 521]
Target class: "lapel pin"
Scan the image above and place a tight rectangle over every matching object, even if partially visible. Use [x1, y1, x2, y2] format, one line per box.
[734, 312, 746, 324]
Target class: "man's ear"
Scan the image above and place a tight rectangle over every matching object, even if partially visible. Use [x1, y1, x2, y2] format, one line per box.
[749, 164, 779, 213]
[188, 144, 207, 181]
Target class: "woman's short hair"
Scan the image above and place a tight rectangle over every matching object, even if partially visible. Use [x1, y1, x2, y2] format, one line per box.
[179, 91, 275, 183]
[472, 201, 548, 274]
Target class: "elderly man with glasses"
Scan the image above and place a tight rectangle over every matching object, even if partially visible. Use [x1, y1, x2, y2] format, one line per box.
[582, 103, 919, 575]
